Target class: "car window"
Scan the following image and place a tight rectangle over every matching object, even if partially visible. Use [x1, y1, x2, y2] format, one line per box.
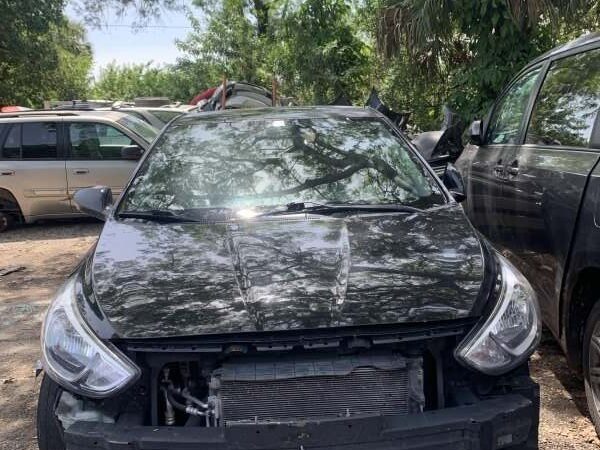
[486, 67, 542, 145]
[116, 115, 159, 144]
[150, 110, 182, 124]
[68, 122, 135, 160]
[1, 125, 21, 159]
[124, 110, 150, 124]
[22, 122, 58, 159]
[525, 48, 600, 148]
[120, 116, 446, 216]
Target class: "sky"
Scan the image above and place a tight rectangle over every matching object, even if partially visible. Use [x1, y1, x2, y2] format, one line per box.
[66, 2, 194, 78]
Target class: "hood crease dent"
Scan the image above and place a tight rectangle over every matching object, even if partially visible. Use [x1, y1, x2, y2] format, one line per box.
[88, 205, 486, 338]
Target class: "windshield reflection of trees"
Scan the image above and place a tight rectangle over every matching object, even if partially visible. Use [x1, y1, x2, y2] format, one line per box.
[123, 117, 444, 215]
[91, 205, 483, 338]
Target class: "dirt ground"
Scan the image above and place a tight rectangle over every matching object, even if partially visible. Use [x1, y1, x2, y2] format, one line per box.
[1, 221, 599, 450]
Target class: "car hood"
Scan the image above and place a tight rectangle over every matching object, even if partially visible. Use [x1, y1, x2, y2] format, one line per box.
[86, 204, 487, 339]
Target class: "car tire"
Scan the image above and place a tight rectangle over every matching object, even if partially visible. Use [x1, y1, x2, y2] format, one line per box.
[583, 301, 600, 436]
[0, 212, 13, 232]
[37, 375, 66, 450]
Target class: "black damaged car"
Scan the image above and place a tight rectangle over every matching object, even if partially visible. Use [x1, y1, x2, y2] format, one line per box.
[37, 106, 541, 450]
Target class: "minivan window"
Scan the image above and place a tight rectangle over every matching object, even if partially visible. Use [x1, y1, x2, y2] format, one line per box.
[120, 117, 445, 215]
[526, 48, 600, 147]
[21, 122, 58, 159]
[68, 122, 135, 159]
[1, 125, 21, 159]
[486, 67, 542, 145]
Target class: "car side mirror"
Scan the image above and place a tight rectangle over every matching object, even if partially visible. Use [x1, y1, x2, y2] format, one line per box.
[441, 163, 466, 203]
[121, 145, 144, 160]
[74, 186, 113, 221]
[469, 120, 483, 146]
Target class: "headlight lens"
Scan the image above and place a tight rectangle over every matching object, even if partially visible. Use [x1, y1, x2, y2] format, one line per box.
[41, 277, 140, 398]
[455, 254, 541, 375]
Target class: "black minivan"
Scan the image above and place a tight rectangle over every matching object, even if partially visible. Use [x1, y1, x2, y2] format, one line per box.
[38, 106, 541, 450]
[456, 33, 600, 434]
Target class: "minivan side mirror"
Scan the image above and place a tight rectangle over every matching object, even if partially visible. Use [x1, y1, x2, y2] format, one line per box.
[74, 186, 113, 221]
[121, 145, 144, 160]
[441, 163, 466, 203]
[469, 120, 483, 146]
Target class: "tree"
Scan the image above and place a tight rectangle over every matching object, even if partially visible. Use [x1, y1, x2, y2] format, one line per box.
[0, 6, 92, 107]
[177, 0, 372, 105]
[276, 0, 371, 104]
[372, 0, 600, 122]
[91, 61, 212, 102]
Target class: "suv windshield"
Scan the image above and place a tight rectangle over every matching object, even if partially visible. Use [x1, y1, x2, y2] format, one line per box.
[119, 115, 445, 217]
[117, 115, 159, 144]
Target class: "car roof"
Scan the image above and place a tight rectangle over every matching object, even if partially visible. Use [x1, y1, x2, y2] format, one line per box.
[0, 110, 132, 122]
[176, 106, 382, 125]
[527, 32, 600, 68]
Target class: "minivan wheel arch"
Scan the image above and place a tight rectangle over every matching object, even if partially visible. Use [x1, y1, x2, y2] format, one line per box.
[0, 188, 24, 222]
[565, 267, 600, 372]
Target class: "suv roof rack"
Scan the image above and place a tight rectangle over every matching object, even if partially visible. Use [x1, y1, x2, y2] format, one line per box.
[0, 111, 81, 118]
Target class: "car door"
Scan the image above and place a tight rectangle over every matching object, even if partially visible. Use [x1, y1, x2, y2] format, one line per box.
[65, 121, 141, 211]
[0, 120, 70, 219]
[500, 47, 600, 332]
[460, 66, 543, 250]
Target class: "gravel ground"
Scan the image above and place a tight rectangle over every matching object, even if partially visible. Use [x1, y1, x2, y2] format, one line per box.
[1, 220, 599, 450]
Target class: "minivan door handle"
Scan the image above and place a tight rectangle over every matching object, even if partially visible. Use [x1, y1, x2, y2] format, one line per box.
[72, 169, 89, 175]
[0, 170, 15, 176]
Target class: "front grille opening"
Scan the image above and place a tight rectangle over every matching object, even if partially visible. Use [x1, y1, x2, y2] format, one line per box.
[152, 350, 425, 427]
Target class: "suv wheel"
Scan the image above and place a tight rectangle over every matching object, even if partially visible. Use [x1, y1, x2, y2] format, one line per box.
[37, 375, 66, 450]
[0, 212, 13, 232]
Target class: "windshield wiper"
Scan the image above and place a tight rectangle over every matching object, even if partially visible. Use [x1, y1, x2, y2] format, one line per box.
[260, 201, 422, 217]
[117, 209, 203, 223]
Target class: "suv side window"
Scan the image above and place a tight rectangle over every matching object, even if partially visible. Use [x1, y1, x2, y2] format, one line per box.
[151, 110, 181, 123]
[525, 48, 600, 147]
[68, 122, 135, 160]
[1, 125, 21, 159]
[486, 67, 542, 145]
[20, 123, 58, 159]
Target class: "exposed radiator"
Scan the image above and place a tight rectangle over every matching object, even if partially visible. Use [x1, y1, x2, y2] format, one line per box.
[210, 353, 423, 425]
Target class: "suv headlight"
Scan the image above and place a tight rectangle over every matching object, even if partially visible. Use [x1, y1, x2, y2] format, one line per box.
[41, 277, 140, 398]
[455, 254, 541, 375]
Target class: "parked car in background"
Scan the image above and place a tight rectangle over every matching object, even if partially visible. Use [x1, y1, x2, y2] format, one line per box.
[456, 33, 600, 433]
[109, 105, 187, 129]
[37, 106, 541, 450]
[412, 106, 465, 175]
[0, 110, 158, 231]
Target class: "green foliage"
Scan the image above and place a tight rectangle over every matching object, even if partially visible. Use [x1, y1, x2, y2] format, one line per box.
[177, 0, 373, 105]
[91, 59, 217, 102]
[373, 0, 600, 126]
[4, 0, 600, 129]
[0, 1, 92, 107]
[276, 0, 371, 104]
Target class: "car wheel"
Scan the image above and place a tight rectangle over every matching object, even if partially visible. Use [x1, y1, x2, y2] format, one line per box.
[0, 212, 13, 232]
[37, 375, 66, 450]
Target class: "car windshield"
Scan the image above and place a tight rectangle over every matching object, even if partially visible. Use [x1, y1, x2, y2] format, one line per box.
[119, 115, 445, 217]
[117, 114, 159, 144]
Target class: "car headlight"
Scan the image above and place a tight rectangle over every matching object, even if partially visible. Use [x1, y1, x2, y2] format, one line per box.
[41, 277, 140, 398]
[455, 253, 541, 375]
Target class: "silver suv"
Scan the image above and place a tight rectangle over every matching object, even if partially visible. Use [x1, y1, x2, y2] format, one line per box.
[0, 111, 158, 231]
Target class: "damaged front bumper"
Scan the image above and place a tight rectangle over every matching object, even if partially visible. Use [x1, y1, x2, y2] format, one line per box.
[64, 393, 538, 450]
